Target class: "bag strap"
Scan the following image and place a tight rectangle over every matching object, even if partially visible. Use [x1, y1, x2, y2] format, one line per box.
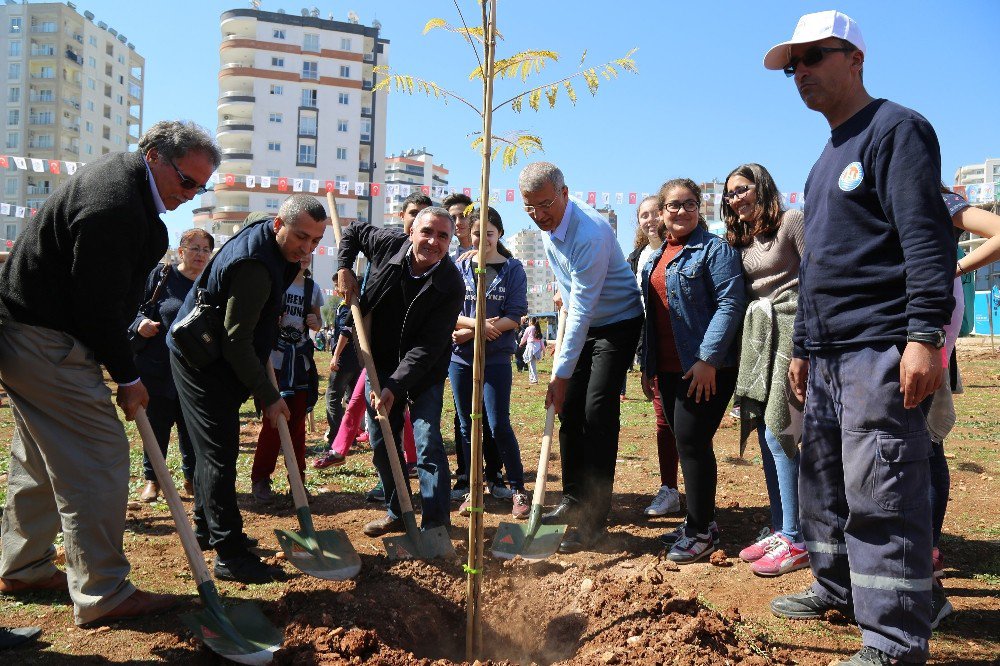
[141, 263, 172, 311]
[302, 274, 315, 333]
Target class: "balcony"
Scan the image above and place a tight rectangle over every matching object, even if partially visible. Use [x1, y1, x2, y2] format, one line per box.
[361, 107, 372, 117]
[298, 126, 317, 137]
[28, 115, 55, 125]
[363, 53, 374, 63]
[62, 97, 80, 110]
[31, 25, 58, 34]
[64, 50, 83, 65]
[220, 149, 253, 162]
[30, 72, 56, 80]
[362, 79, 373, 90]
[27, 185, 50, 195]
[62, 122, 80, 132]
[359, 161, 370, 171]
[30, 46, 55, 57]
[218, 91, 254, 113]
[29, 93, 55, 103]
[215, 205, 250, 214]
[217, 122, 254, 133]
[27, 141, 55, 150]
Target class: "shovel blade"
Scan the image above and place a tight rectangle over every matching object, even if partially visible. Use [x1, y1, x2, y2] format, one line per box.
[383, 525, 455, 560]
[492, 521, 567, 561]
[275, 528, 362, 581]
[181, 601, 282, 665]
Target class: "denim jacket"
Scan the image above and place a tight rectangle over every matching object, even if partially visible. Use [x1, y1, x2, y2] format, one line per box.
[640, 225, 746, 374]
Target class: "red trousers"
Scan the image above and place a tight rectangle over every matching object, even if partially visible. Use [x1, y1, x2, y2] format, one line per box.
[252, 390, 309, 483]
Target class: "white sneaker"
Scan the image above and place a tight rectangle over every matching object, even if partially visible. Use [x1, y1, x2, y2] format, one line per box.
[489, 483, 514, 500]
[644, 486, 680, 516]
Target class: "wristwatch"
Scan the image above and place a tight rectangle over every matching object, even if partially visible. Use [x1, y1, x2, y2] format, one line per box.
[906, 330, 945, 349]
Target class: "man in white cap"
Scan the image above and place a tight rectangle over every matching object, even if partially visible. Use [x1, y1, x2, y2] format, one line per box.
[763, 10, 955, 666]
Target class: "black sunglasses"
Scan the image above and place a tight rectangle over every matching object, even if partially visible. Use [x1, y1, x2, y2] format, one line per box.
[169, 159, 210, 194]
[783, 45, 854, 77]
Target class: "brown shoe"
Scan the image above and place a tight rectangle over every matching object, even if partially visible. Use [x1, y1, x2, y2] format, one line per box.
[80, 588, 184, 627]
[183, 479, 194, 497]
[363, 514, 404, 537]
[0, 570, 68, 595]
[140, 481, 159, 503]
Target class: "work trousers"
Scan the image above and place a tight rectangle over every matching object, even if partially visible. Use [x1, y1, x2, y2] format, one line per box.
[801, 343, 933, 661]
[141, 392, 196, 483]
[170, 353, 250, 561]
[558, 315, 642, 533]
[0, 322, 134, 624]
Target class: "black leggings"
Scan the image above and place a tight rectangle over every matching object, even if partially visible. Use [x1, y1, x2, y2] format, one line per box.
[656, 367, 737, 536]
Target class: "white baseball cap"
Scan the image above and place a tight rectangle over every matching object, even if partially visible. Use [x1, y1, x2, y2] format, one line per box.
[763, 10, 866, 70]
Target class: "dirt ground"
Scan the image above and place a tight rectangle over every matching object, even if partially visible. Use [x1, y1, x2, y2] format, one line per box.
[1, 339, 998, 664]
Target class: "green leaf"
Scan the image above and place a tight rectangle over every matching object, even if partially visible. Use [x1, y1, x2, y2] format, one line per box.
[423, 18, 448, 34]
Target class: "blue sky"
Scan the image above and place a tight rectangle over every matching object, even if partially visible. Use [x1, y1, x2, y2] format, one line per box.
[74, 0, 999, 249]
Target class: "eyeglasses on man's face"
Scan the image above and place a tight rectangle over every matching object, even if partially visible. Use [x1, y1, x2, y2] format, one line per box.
[783, 45, 854, 77]
[722, 184, 755, 203]
[169, 159, 210, 194]
[662, 199, 699, 213]
[523, 198, 560, 216]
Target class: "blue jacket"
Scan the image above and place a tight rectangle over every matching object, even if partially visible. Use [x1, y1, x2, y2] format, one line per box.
[640, 225, 746, 374]
[451, 257, 529, 366]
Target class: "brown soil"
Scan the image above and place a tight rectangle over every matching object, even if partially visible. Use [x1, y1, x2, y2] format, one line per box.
[1, 340, 998, 664]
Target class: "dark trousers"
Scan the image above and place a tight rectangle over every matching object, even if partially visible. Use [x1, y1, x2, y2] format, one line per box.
[559, 315, 642, 533]
[325, 361, 361, 445]
[452, 412, 503, 489]
[801, 343, 932, 661]
[141, 392, 196, 483]
[514, 345, 528, 372]
[656, 368, 738, 535]
[650, 377, 679, 488]
[170, 353, 249, 561]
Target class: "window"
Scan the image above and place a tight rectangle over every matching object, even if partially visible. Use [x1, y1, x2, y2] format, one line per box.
[88, 35, 96, 46]
[88, 56, 95, 68]
[336, 147, 347, 160]
[106, 42, 113, 56]
[4, 224, 15, 240]
[105, 63, 112, 76]
[7, 110, 18, 125]
[7, 63, 19, 80]
[6, 132, 18, 149]
[338, 92, 349, 105]
[115, 114, 123, 126]
[340, 37, 351, 50]
[84, 143, 93, 155]
[271, 56, 284, 67]
[361, 118, 371, 141]
[114, 135, 122, 145]
[85, 121, 93, 132]
[102, 126, 110, 140]
[267, 141, 281, 152]
[115, 94, 123, 105]
[272, 29, 285, 39]
[297, 144, 315, 164]
[7, 88, 19, 103]
[85, 100, 94, 111]
[9, 18, 21, 33]
[301, 61, 318, 80]
[118, 75, 124, 85]
[303, 33, 319, 52]
[266, 169, 280, 178]
[268, 112, 282, 124]
[301, 88, 317, 107]
[337, 119, 348, 132]
[87, 77, 96, 90]
[299, 117, 316, 136]
[4, 178, 15, 196]
[339, 64, 350, 77]
[118, 54, 125, 65]
[38, 66, 54, 79]
[269, 84, 283, 95]
[8, 41, 20, 57]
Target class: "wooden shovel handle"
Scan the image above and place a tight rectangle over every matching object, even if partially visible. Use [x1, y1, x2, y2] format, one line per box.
[531, 309, 568, 507]
[135, 407, 214, 587]
[266, 360, 311, 510]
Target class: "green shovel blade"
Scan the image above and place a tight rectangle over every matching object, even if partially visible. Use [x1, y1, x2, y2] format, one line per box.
[181, 600, 283, 665]
[274, 528, 362, 580]
[492, 520, 567, 561]
[383, 525, 455, 560]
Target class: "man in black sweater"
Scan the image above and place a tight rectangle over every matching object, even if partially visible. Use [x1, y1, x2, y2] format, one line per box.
[337, 208, 464, 537]
[763, 12, 954, 665]
[0, 121, 219, 626]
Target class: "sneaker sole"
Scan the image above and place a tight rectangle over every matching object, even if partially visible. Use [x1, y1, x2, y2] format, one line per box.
[931, 599, 953, 630]
[752, 557, 811, 577]
[644, 504, 681, 517]
[667, 544, 716, 565]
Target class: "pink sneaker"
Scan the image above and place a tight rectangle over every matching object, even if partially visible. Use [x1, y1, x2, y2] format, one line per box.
[739, 528, 778, 562]
[511, 490, 530, 520]
[750, 534, 809, 577]
[312, 451, 346, 469]
[356, 431, 370, 444]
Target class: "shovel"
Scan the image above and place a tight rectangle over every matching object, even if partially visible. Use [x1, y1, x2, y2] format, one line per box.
[493, 310, 569, 561]
[135, 408, 283, 664]
[267, 362, 362, 580]
[327, 191, 455, 560]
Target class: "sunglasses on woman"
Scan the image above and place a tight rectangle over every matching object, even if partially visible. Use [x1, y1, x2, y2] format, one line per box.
[783, 45, 854, 77]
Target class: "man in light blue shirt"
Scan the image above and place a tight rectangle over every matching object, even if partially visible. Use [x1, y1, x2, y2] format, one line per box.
[519, 162, 644, 553]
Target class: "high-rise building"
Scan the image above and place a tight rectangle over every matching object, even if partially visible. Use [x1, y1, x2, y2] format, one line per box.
[382, 148, 448, 230]
[954, 158, 1000, 189]
[509, 227, 555, 314]
[595, 206, 618, 236]
[0, 2, 143, 243]
[200, 7, 389, 288]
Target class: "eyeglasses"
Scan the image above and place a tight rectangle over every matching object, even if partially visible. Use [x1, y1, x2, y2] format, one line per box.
[523, 197, 560, 216]
[169, 159, 210, 194]
[181, 245, 212, 254]
[783, 45, 855, 77]
[722, 184, 755, 203]
[663, 199, 699, 213]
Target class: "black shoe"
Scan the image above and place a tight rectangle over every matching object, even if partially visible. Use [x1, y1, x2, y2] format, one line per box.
[931, 583, 953, 630]
[837, 646, 895, 665]
[770, 588, 852, 620]
[213, 554, 283, 584]
[541, 499, 578, 526]
[365, 482, 385, 503]
[558, 527, 604, 554]
[0, 626, 41, 649]
[197, 533, 259, 552]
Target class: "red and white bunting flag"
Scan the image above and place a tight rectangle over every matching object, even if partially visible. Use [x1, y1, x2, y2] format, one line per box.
[246, 175, 256, 188]
[641, 192, 649, 200]
[401, 185, 412, 196]
[15, 206, 25, 218]
[463, 187, 472, 197]
[0, 156, 7, 168]
[491, 189, 499, 202]
[277, 177, 288, 192]
[0, 203, 8, 214]
[628, 192, 637, 204]
[30, 208, 36, 217]
[586, 192, 596, 205]
[4, 240, 11, 248]
[225, 173, 235, 186]
[293, 178, 304, 192]
[505, 189, 514, 202]
[370, 183, 381, 196]
[48, 160, 61, 174]
[420, 185, 430, 195]
[325, 180, 336, 192]
[318, 246, 326, 255]
[789, 192, 797, 204]
[574, 191, 583, 201]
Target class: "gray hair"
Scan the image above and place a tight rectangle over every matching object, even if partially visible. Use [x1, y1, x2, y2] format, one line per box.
[138, 120, 222, 167]
[519, 162, 565, 194]
[278, 194, 327, 226]
[414, 206, 455, 233]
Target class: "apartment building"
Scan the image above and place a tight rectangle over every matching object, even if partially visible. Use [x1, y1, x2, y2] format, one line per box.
[1, 2, 143, 243]
[382, 148, 448, 229]
[199, 7, 388, 289]
[954, 157, 1000, 202]
[509, 227, 555, 315]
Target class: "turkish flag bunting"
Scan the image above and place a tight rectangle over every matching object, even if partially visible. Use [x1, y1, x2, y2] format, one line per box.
[463, 187, 472, 196]
[325, 180, 335, 192]
[225, 173, 235, 186]
[0, 156, 7, 168]
[48, 160, 60, 174]
[421, 185, 430, 195]
[789, 193, 797, 203]
[30, 208, 36, 217]
[318, 246, 326, 255]
[628, 192, 637, 204]
[505, 189, 514, 202]
[370, 183, 381, 196]
[5, 240, 11, 248]
[278, 177, 288, 192]
[587, 192, 596, 205]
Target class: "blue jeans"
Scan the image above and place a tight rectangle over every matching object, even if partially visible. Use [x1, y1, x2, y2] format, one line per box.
[449, 361, 525, 489]
[757, 425, 802, 543]
[365, 377, 451, 529]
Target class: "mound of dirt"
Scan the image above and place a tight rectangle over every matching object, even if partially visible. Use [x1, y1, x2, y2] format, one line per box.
[271, 553, 782, 665]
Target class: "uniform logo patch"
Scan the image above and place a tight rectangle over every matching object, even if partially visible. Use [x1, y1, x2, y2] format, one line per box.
[838, 162, 864, 191]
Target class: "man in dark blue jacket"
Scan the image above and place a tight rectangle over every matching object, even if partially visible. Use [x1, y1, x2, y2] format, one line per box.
[763, 11, 954, 665]
[337, 207, 464, 536]
[169, 195, 326, 584]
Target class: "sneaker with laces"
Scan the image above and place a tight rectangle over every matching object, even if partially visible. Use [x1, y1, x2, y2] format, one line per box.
[489, 482, 514, 500]
[837, 646, 894, 666]
[667, 532, 715, 564]
[356, 431, 370, 444]
[365, 481, 384, 503]
[312, 451, 346, 469]
[644, 486, 681, 516]
[739, 527, 779, 562]
[750, 534, 810, 577]
[930, 583, 953, 630]
[458, 493, 473, 517]
[771, 588, 852, 620]
[511, 490, 530, 519]
[661, 520, 719, 547]
[251, 479, 273, 503]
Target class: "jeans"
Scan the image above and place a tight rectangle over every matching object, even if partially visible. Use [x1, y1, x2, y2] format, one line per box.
[324, 359, 361, 445]
[450, 362, 525, 489]
[757, 425, 802, 543]
[141, 392, 196, 483]
[559, 315, 642, 533]
[366, 377, 450, 529]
